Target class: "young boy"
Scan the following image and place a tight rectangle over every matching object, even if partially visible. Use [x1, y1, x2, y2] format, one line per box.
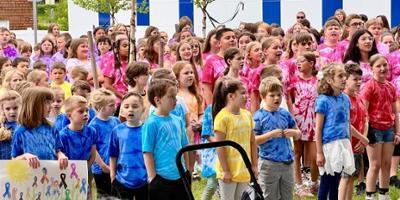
[33, 60, 47, 71]
[254, 77, 301, 200]
[47, 87, 65, 123]
[89, 88, 120, 196]
[50, 62, 72, 99]
[340, 63, 368, 198]
[109, 92, 147, 199]
[12, 57, 30, 75]
[142, 79, 190, 200]
[97, 36, 112, 56]
[59, 95, 97, 165]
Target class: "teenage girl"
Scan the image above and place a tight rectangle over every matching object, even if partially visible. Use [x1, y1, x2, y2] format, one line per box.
[315, 64, 368, 200]
[362, 54, 399, 200]
[290, 51, 319, 197]
[0, 91, 20, 159]
[223, 47, 244, 80]
[212, 76, 258, 200]
[12, 87, 68, 169]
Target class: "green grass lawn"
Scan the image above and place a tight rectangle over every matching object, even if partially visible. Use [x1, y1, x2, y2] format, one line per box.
[191, 179, 400, 200]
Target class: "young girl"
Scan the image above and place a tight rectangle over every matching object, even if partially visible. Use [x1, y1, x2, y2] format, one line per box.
[27, 70, 49, 87]
[0, 91, 20, 159]
[241, 41, 264, 113]
[223, 47, 244, 80]
[262, 37, 283, 66]
[12, 87, 68, 169]
[32, 37, 56, 73]
[52, 33, 72, 64]
[89, 88, 120, 197]
[109, 92, 147, 199]
[173, 61, 203, 174]
[47, 87, 64, 123]
[142, 35, 162, 69]
[362, 54, 399, 200]
[2, 69, 24, 91]
[290, 51, 319, 197]
[315, 64, 368, 200]
[212, 76, 258, 200]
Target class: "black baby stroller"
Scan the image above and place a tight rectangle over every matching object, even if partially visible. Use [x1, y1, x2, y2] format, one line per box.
[176, 140, 264, 200]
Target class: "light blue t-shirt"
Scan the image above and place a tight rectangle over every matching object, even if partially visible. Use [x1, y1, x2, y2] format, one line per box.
[254, 108, 296, 163]
[89, 116, 120, 174]
[315, 92, 351, 145]
[142, 112, 189, 180]
[201, 105, 217, 178]
[59, 126, 98, 160]
[12, 123, 62, 160]
[109, 122, 147, 189]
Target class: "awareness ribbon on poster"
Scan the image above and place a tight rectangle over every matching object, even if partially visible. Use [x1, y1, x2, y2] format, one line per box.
[2, 182, 11, 198]
[59, 173, 67, 189]
[80, 178, 87, 194]
[70, 163, 79, 179]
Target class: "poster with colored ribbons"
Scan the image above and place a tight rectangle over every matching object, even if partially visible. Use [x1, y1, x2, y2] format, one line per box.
[0, 160, 88, 200]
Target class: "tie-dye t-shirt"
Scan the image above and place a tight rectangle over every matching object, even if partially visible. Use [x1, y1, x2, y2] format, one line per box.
[345, 93, 367, 153]
[200, 105, 217, 178]
[254, 107, 296, 162]
[281, 58, 298, 91]
[338, 39, 350, 56]
[346, 60, 373, 86]
[315, 93, 351, 145]
[3, 44, 19, 60]
[100, 52, 128, 104]
[317, 43, 345, 66]
[387, 51, 400, 97]
[240, 63, 264, 109]
[289, 76, 318, 141]
[202, 54, 226, 88]
[361, 79, 396, 130]
[33, 54, 54, 74]
[377, 42, 389, 56]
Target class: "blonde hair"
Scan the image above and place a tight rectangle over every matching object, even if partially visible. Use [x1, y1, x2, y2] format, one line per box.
[90, 88, 116, 112]
[369, 54, 387, 67]
[70, 66, 89, 81]
[27, 70, 47, 85]
[259, 76, 283, 98]
[63, 95, 88, 114]
[18, 87, 54, 128]
[0, 91, 21, 141]
[260, 65, 282, 80]
[317, 63, 344, 95]
[365, 18, 383, 29]
[51, 86, 65, 98]
[2, 69, 24, 90]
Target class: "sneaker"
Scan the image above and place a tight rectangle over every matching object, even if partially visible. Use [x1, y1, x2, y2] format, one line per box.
[378, 194, 390, 200]
[356, 182, 366, 195]
[309, 182, 319, 195]
[365, 193, 377, 200]
[390, 176, 400, 188]
[295, 185, 314, 198]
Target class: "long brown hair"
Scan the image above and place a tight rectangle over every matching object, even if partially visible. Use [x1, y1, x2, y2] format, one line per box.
[18, 87, 54, 129]
[144, 35, 161, 65]
[212, 76, 243, 119]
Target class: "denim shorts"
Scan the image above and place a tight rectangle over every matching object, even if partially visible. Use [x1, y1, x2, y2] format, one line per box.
[367, 126, 394, 144]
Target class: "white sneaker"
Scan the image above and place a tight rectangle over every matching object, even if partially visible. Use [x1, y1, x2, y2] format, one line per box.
[378, 194, 390, 200]
[366, 194, 377, 200]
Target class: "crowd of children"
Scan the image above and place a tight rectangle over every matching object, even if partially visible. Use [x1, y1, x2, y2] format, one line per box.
[1, 8, 400, 200]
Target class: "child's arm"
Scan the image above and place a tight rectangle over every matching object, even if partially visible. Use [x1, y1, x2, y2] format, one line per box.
[56, 151, 68, 170]
[215, 130, 232, 183]
[350, 124, 369, 145]
[283, 127, 301, 140]
[393, 101, 400, 144]
[13, 153, 41, 169]
[250, 132, 258, 177]
[255, 129, 283, 145]
[143, 152, 157, 181]
[94, 150, 110, 173]
[250, 91, 261, 114]
[87, 145, 96, 168]
[315, 113, 325, 167]
[203, 83, 214, 105]
[109, 157, 117, 182]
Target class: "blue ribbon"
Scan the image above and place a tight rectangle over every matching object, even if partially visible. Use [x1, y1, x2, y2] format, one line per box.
[79, 178, 87, 194]
[45, 186, 51, 196]
[2, 182, 11, 198]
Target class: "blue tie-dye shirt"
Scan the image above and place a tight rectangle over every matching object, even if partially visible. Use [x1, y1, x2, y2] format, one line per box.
[254, 108, 296, 163]
[201, 105, 217, 178]
[12, 123, 62, 160]
[109, 122, 147, 189]
[59, 125, 98, 160]
[315, 92, 351, 145]
[0, 121, 18, 159]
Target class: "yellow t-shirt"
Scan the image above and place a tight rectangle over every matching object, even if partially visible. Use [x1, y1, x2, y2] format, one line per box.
[51, 81, 72, 99]
[214, 108, 254, 182]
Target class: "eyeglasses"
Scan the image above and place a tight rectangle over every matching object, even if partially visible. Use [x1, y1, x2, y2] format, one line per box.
[350, 22, 364, 27]
[297, 16, 305, 19]
[300, 41, 313, 46]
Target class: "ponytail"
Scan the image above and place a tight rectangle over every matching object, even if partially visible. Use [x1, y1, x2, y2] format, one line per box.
[212, 76, 242, 120]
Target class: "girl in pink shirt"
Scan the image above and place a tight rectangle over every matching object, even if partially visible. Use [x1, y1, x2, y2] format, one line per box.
[361, 54, 400, 200]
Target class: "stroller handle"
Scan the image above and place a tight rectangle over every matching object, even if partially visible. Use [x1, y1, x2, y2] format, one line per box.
[176, 140, 262, 200]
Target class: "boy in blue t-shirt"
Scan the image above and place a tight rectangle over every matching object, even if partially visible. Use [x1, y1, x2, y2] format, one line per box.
[253, 77, 301, 200]
[89, 88, 120, 197]
[59, 95, 97, 167]
[142, 79, 190, 200]
[109, 92, 148, 200]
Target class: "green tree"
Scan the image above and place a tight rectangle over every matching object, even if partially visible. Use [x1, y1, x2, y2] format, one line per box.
[194, 0, 215, 38]
[72, 0, 148, 25]
[38, 0, 68, 30]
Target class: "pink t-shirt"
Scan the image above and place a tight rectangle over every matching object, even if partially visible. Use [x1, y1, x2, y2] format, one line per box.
[241, 63, 265, 94]
[100, 52, 128, 103]
[281, 58, 298, 91]
[346, 60, 372, 86]
[290, 76, 318, 141]
[377, 42, 390, 56]
[317, 43, 344, 66]
[338, 39, 350, 60]
[346, 93, 366, 153]
[201, 54, 226, 87]
[387, 51, 400, 97]
[361, 79, 396, 130]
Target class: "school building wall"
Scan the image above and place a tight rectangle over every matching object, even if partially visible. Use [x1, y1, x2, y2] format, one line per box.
[0, 0, 33, 30]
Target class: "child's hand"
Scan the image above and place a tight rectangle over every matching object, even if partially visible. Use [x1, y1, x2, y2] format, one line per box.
[270, 129, 283, 138]
[58, 154, 68, 170]
[222, 170, 232, 183]
[101, 164, 110, 173]
[316, 152, 325, 167]
[24, 153, 40, 169]
[283, 129, 300, 138]
[394, 134, 400, 145]
[354, 142, 365, 153]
